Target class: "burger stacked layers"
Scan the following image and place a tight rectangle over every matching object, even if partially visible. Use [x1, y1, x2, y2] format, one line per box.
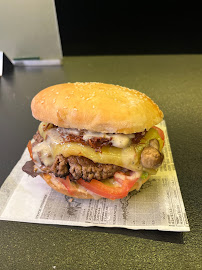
[23, 82, 165, 200]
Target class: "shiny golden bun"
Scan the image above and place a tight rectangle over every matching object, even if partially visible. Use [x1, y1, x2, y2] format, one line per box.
[31, 82, 163, 134]
[41, 173, 150, 200]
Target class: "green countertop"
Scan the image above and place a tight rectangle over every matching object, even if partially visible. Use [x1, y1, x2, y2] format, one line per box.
[0, 55, 201, 269]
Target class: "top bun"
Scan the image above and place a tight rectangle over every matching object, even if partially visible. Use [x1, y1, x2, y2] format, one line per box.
[31, 82, 163, 134]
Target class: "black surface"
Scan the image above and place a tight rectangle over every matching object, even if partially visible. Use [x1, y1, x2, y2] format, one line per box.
[0, 55, 201, 269]
[55, 1, 202, 55]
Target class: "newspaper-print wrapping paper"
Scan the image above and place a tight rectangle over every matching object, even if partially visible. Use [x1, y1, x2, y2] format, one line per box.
[0, 121, 190, 231]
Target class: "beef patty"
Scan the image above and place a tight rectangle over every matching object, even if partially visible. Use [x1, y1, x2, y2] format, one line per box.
[50, 154, 124, 181]
[68, 156, 123, 181]
[24, 153, 124, 181]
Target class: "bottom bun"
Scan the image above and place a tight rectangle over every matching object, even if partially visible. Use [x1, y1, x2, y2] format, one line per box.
[41, 173, 150, 200]
[41, 173, 94, 199]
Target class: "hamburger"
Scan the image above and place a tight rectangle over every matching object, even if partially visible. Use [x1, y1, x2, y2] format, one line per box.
[23, 82, 164, 200]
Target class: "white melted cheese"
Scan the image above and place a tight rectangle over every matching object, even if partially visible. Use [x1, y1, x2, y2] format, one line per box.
[33, 128, 63, 167]
[41, 122, 137, 149]
[33, 141, 54, 167]
[52, 124, 135, 148]
[83, 130, 135, 148]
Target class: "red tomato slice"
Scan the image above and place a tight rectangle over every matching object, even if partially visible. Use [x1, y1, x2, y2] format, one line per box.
[27, 140, 34, 161]
[59, 177, 77, 196]
[152, 126, 165, 142]
[77, 171, 140, 200]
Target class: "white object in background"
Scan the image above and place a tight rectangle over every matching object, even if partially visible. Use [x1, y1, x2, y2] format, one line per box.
[12, 59, 62, 66]
[0, 0, 62, 64]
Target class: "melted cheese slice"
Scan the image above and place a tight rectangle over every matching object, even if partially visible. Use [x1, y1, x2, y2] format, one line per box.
[33, 122, 163, 172]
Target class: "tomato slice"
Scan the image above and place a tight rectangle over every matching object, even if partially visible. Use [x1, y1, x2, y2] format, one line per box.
[27, 140, 34, 161]
[152, 126, 165, 143]
[58, 177, 77, 196]
[77, 171, 140, 200]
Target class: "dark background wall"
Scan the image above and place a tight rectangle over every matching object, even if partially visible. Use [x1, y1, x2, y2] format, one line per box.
[55, 1, 202, 56]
